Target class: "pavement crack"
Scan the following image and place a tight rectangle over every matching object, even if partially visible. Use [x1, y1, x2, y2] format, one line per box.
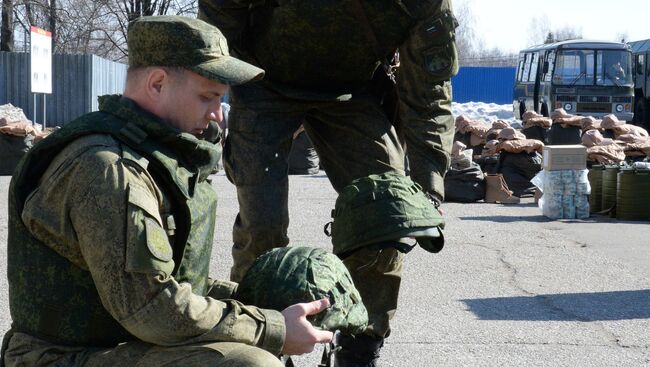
[466, 242, 625, 348]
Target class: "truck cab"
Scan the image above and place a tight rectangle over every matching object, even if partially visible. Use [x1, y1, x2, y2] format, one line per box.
[630, 39, 650, 129]
[513, 40, 634, 122]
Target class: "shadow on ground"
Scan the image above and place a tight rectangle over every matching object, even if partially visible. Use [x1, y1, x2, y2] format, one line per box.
[458, 215, 551, 223]
[462, 289, 650, 321]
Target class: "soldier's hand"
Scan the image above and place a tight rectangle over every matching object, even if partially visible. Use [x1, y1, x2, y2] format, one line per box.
[281, 298, 333, 355]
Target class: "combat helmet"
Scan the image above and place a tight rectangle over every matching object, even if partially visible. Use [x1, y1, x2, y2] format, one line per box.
[327, 171, 444, 258]
[235, 246, 368, 335]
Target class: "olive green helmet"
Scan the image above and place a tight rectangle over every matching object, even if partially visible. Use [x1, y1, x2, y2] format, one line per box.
[328, 171, 445, 258]
[235, 246, 368, 335]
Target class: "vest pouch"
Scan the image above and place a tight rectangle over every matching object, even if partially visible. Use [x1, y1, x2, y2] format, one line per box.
[126, 183, 175, 277]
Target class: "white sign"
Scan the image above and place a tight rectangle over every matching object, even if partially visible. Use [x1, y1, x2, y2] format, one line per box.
[30, 26, 52, 94]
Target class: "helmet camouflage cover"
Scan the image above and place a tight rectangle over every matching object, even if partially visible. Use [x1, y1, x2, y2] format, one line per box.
[235, 246, 368, 335]
[329, 171, 445, 257]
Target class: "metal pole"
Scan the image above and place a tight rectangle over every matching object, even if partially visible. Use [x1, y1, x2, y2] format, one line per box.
[33, 94, 36, 125]
[43, 94, 46, 129]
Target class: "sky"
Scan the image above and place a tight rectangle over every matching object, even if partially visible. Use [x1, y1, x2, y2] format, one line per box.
[454, 0, 650, 53]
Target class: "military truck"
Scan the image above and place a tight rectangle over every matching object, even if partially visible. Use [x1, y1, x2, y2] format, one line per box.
[513, 40, 634, 121]
[629, 39, 650, 129]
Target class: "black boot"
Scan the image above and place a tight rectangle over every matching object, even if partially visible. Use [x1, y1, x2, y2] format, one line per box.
[332, 333, 384, 367]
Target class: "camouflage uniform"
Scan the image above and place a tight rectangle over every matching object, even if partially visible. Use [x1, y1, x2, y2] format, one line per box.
[3, 17, 282, 367]
[199, 0, 459, 339]
[3, 96, 284, 367]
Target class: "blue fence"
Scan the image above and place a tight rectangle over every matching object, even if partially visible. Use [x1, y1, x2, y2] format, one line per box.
[452, 66, 516, 104]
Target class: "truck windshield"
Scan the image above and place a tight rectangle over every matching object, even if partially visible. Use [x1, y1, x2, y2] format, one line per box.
[597, 50, 633, 86]
[552, 49, 633, 86]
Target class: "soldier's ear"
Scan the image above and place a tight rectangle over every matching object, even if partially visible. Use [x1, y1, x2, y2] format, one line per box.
[146, 68, 168, 99]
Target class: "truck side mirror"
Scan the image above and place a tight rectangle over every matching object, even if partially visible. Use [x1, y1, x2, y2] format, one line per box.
[543, 61, 549, 74]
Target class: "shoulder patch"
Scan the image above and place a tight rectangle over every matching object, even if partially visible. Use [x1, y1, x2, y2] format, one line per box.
[144, 217, 173, 262]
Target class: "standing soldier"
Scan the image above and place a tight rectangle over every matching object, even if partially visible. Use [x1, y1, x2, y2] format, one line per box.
[199, 1, 459, 365]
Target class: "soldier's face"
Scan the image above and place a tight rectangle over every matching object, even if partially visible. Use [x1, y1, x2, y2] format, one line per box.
[159, 71, 228, 136]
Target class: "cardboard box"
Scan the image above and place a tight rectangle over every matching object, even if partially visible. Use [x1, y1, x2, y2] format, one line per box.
[542, 145, 587, 171]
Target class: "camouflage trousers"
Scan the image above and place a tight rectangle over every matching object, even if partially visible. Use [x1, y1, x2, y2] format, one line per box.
[224, 82, 411, 338]
[3, 332, 282, 367]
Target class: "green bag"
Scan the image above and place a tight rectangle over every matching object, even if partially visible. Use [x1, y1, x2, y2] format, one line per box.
[235, 246, 368, 335]
[328, 171, 444, 258]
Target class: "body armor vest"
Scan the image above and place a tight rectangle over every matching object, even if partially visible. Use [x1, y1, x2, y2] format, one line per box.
[7, 102, 218, 347]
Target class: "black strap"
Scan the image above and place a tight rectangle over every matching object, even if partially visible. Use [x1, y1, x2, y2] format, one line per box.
[337, 239, 416, 260]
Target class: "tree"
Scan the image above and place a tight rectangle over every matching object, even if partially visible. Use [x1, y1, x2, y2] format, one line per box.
[2, 0, 196, 59]
[1, 0, 14, 51]
[553, 25, 582, 42]
[544, 32, 554, 44]
[90, 0, 197, 61]
[527, 15, 551, 47]
[454, 0, 479, 62]
[615, 32, 628, 43]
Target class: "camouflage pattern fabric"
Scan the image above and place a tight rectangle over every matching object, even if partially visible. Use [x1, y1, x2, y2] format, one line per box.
[236, 247, 368, 335]
[4, 332, 283, 367]
[199, 0, 458, 338]
[330, 172, 445, 257]
[3, 95, 284, 366]
[128, 16, 264, 86]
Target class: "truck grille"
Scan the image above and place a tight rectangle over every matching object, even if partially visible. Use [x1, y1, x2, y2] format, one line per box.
[556, 95, 577, 102]
[612, 96, 633, 103]
[577, 103, 610, 113]
[579, 96, 610, 103]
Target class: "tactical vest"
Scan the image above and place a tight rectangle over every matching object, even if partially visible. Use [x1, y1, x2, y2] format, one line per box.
[245, 0, 415, 89]
[7, 103, 218, 347]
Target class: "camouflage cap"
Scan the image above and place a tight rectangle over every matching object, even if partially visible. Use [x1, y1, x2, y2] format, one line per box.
[127, 16, 264, 85]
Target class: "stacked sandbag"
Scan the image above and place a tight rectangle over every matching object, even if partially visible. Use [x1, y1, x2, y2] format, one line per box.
[600, 114, 649, 139]
[0, 104, 35, 175]
[475, 139, 499, 174]
[521, 111, 551, 143]
[495, 127, 543, 197]
[580, 116, 602, 132]
[445, 141, 485, 203]
[551, 108, 584, 128]
[498, 139, 544, 154]
[454, 115, 490, 155]
[0, 104, 31, 126]
[581, 129, 616, 148]
[625, 141, 650, 157]
[549, 108, 582, 145]
[497, 127, 526, 141]
[621, 137, 650, 159]
[485, 119, 511, 141]
[522, 110, 552, 129]
[593, 114, 650, 160]
[586, 145, 626, 165]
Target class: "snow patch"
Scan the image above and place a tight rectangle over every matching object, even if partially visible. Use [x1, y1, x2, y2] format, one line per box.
[452, 102, 522, 129]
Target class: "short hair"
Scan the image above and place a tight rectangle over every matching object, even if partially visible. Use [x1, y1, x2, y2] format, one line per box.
[125, 66, 186, 86]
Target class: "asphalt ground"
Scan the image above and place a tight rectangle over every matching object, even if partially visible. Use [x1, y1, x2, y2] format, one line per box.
[1, 172, 649, 366]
